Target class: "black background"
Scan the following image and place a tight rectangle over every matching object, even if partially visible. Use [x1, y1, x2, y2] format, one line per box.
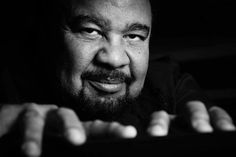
[1, 1, 236, 155]
[2, 0, 236, 110]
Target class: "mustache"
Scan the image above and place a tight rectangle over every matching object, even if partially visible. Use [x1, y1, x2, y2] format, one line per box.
[81, 69, 133, 84]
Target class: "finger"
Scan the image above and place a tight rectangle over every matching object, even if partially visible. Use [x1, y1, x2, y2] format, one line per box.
[209, 106, 236, 131]
[21, 103, 57, 157]
[0, 105, 23, 137]
[83, 120, 137, 139]
[147, 111, 170, 136]
[186, 101, 213, 133]
[56, 107, 86, 145]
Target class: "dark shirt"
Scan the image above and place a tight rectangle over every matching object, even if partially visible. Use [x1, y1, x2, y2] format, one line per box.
[113, 56, 210, 135]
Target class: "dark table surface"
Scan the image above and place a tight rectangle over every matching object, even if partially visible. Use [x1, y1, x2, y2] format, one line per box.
[1, 130, 236, 157]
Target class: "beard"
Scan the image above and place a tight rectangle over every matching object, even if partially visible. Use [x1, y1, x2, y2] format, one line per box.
[71, 87, 139, 121]
[59, 68, 141, 121]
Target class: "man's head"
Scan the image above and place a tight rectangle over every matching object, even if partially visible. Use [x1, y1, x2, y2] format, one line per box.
[58, 0, 152, 118]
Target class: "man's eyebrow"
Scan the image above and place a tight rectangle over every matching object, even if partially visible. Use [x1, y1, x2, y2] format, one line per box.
[67, 15, 150, 35]
[68, 14, 110, 29]
[125, 23, 150, 35]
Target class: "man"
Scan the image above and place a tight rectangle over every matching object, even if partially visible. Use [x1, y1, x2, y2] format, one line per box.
[0, 0, 235, 157]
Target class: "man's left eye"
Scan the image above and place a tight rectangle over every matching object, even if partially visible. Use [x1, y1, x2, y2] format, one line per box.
[124, 34, 145, 41]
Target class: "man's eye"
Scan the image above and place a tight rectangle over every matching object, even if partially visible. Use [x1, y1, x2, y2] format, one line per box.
[80, 28, 102, 38]
[124, 34, 146, 42]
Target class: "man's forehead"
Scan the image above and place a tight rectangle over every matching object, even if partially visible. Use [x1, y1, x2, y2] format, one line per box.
[60, 0, 152, 28]
[66, 0, 151, 23]
[67, 0, 150, 12]
[68, 0, 150, 5]
[106, 0, 149, 8]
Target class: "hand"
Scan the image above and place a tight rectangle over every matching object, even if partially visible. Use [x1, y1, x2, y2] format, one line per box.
[0, 103, 137, 157]
[147, 101, 236, 136]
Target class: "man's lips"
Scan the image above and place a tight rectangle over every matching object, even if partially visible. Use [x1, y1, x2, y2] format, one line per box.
[81, 70, 131, 94]
[88, 80, 124, 93]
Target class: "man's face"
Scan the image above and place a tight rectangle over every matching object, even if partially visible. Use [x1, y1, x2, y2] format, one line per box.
[60, 0, 152, 115]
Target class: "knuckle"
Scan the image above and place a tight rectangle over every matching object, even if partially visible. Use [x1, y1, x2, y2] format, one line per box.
[24, 129, 41, 141]
[109, 122, 120, 130]
[23, 103, 39, 111]
[187, 101, 207, 113]
[89, 120, 105, 131]
[209, 106, 221, 111]
[57, 107, 75, 116]
[90, 120, 104, 129]
[0, 105, 11, 112]
[23, 111, 41, 122]
[23, 103, 41, 119]
[187, 101, 205, 108]
[94, 119, 103, 125]
[0, 105, 20, 115]
[151, 110, 169, 123]
[192, 111, 210, 121]
[152, 110, 168, 118]
[49, 104, 58, 109]
[158, 110, 168, 117]
[209, 106, 226, 116]
[110, 121, 120, 127]
[0, 105, 11, 116]
[216, 119, 229, 126]
[44, 104, 58, 110]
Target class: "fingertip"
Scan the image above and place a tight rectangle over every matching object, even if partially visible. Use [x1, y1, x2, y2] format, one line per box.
[216, 120, 236, 131]
[22, 142, 41, 157]
[193, 120, 213, 133]
[121, 125, 137, 138]
[209, 106, 236, 131]
[147, 125, 168, 136]
[67, 128, 86, 145]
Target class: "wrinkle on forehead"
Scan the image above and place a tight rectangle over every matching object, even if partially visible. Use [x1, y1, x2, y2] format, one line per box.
[107, 0, 150, 8]
[108, 0, 135, 7]
[67, 0, 151, 25]
[70, 0, 150, 9]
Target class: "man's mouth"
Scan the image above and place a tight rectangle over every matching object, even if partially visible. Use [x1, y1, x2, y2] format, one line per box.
[88, 80, 124, 93]
[81, 69, 131, 94]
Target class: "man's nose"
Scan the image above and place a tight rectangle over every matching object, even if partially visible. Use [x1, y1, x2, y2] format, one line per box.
[95, 37, 130, 69]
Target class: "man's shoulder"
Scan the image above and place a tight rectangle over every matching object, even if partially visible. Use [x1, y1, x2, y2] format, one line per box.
[147, 54, 180, 84]
[141, 55, 181, 112]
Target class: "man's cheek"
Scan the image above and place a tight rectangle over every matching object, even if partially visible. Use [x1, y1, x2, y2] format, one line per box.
[59, 71, 83, 96]
[129, 64, 148, 97]
[128, 81, 144, 98]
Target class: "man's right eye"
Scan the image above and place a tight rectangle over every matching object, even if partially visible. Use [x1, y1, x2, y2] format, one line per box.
[79, 28, 102, 39]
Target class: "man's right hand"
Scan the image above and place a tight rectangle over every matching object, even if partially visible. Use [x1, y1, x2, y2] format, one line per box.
[0, 103, 137, 157]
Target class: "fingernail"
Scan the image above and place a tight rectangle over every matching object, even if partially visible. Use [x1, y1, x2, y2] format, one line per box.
[218, 120, 236, 131]
[122, 126, 137, 138]
[67, 129, 86, 145]
[22, 142, 40, 157]
[148, 125, 167, 136]
[194, 120, 213, 133]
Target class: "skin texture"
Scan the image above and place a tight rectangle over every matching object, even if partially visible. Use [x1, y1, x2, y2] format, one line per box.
[0, 0, 235, 157]
[59, 0, 152, 117]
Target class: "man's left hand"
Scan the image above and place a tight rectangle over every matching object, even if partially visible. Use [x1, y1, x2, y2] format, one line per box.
[147, 101, 236, 136]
